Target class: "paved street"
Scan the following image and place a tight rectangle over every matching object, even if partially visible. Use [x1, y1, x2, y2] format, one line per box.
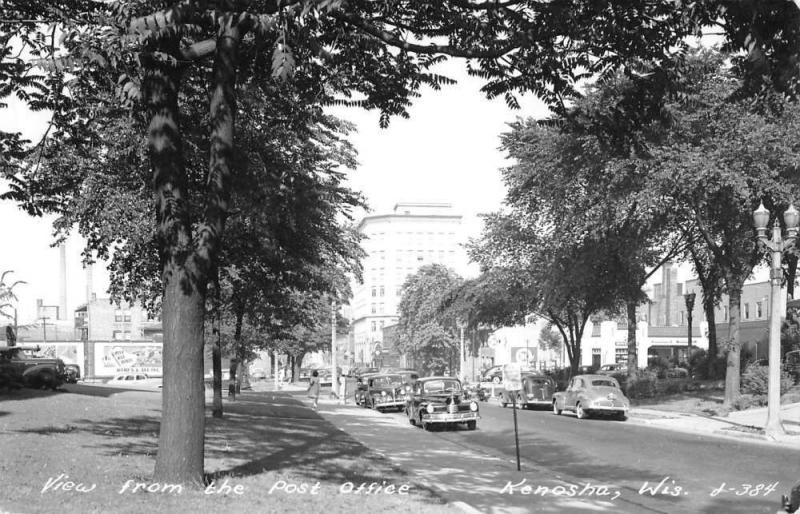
[302, 393, 800, 514]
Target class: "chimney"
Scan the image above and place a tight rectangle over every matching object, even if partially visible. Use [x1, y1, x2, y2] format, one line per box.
[59, 244, 67, 320]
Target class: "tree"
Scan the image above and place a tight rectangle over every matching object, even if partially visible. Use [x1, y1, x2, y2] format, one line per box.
[637, 54, 800, 406]
[396, 265, 464, 375]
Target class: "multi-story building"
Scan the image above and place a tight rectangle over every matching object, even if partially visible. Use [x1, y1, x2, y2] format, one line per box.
[348, 202, 471, 365]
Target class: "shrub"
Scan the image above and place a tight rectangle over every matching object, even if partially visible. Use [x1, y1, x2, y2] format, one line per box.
[740, 362, 793, 397]
[732, 393, 765, 411]
[625, 371, 657, 399]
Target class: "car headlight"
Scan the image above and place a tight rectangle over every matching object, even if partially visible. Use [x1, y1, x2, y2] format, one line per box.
[470, 401, 478, 412]
[426, 404, 435, 414]
[381, 390, 387, 396]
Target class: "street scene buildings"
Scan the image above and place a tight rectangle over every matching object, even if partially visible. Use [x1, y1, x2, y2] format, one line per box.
[4, 3, 800, 514]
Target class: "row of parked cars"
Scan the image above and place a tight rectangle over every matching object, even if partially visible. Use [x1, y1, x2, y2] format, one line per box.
[352, 368, 481, 431]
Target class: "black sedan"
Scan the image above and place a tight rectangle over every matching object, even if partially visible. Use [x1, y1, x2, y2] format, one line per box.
[406, 377, 479, 431]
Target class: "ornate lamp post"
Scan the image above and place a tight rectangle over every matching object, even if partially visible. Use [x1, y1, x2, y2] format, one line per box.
[753, 202, 799, 439]
[683, 292, 696, 363]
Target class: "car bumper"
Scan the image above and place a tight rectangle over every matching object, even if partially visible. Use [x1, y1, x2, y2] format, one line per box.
[422, 411, 480, 423]
[587, 405, 628, 413]
[374, 400, 406, 408]
[522, 399, 552, 406]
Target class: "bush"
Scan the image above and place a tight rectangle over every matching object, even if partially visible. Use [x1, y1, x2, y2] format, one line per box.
[625, 371, 657, 399]
[732, 393, 765, 411]
[740, 362, 794, 397]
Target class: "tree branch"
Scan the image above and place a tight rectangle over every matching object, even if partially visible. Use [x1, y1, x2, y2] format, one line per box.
[334, 12, 519, 59]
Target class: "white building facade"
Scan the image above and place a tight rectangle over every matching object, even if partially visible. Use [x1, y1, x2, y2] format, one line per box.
[348, 202, 471, 365]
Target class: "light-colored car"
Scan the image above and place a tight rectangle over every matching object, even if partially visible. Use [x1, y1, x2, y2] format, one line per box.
[597, 363, 627, 376]
[552, 374, 629, 421]
[106, 373, 162, 388]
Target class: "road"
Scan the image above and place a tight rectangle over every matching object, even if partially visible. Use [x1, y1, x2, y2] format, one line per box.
[316, 396, 800, 513]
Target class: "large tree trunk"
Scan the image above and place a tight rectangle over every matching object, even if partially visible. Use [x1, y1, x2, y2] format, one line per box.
[724, 282, 743, 407]
[143, 45, 208, 486]
[704, 294, 718, 379]
[626, 300, 638, 378]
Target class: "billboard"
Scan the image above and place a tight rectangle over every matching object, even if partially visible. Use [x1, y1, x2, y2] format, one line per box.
[95, 342, 163, 377]
[510, 346, 537, 365]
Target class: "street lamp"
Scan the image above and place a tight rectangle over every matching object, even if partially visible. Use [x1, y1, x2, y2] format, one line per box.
[684, 291, 696, 363]
[753, 202, 799, 439]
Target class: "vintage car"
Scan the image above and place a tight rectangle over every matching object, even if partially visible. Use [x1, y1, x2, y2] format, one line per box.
[597, 363, 628, 376]
[500, 372, 556, 409]
[406, 377, 480, 430]
[354, 372, 380, 406]
[0, 345, 67, 390]
[363, 373, 409, 412]
[552, 374, 629, 420]
[480, 365, 504, 384]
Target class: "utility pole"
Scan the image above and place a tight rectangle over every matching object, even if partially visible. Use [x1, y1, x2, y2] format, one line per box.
[459, 323, 465, 382]
[331, 299, 338, 399]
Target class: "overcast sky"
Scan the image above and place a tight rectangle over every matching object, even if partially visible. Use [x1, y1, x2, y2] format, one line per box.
[0, 60, 549, 323]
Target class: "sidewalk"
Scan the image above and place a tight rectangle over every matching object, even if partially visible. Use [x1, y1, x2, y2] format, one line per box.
[628, 402, 800, 447]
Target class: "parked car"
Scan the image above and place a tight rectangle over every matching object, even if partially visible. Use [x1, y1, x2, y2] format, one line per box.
[354, 372, 380, 406]
[0, 345, 68, 390]
[464, 382, 487, 402]
[480, 365, 503, 384]
[597, 363, 627, 376]
[552, 374, 629, 421]
[362, 373, 408, 412]
[250, 369, 268, 380]
[107, 373, 162, 388]
[500, 372, 556, 409]
[665, 367, 689, 379]
[406, 377, 480, 431]
[64, 364, 81, 384]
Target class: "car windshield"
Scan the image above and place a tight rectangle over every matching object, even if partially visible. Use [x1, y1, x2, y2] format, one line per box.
[591, 379, 618, 388]
[423, 380, 461, 393]
[371, 375, 402, 388]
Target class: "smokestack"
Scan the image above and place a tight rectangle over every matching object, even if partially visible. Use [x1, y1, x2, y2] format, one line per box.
[59, 244, 67, 320]
[85, 263, 93, 304]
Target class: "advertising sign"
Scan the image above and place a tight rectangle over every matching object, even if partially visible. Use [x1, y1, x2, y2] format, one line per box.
[503, 363, 523, 392]
[511, 346, 536, 365]
[95, 343, 163, 377]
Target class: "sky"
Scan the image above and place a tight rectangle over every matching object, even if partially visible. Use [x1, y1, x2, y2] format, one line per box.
[0, 59, 550, 324]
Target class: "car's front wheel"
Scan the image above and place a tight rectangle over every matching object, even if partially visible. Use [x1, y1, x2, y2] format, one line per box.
[466, 420, 476, 430]
[552, 401, 562, 415]
[615, 412, 628, 421]
[576, 403, 588, 420]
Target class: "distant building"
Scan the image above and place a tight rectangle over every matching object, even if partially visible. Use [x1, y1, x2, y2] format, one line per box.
[347, 202, 470, 366]
[16, 296, 163, 379]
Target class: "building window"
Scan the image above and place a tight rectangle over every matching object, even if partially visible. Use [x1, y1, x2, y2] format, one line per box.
[378, 303, 384, 314]
[615, 348, 628, 364]
[124, 331, 131, 340]
[371, 321, 376, 332]
[114, 309, 123, 322]
[371, 304, 376, 314]
[756, 301, 763, 318]
[744, 303, 750, 320]
[112, 330, 123, 340]
[379, 286, 385, 297]
[379, 321, 385, 329]
[123, 311, 131, 322]
[371, 287, 376, 297]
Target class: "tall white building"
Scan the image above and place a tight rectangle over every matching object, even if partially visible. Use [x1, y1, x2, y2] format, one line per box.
[348, 202, 470, 364]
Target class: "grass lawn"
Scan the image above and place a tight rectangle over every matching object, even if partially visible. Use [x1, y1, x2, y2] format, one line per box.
[0, 385, 455, 514]
[631, 380, 800, 417]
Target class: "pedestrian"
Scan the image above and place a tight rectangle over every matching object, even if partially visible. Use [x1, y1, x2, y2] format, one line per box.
[338, 374, 347, 405]
[307, 370, 320, 410]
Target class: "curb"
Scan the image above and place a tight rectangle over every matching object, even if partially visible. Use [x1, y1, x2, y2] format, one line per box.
[451, 501, 483, 514]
